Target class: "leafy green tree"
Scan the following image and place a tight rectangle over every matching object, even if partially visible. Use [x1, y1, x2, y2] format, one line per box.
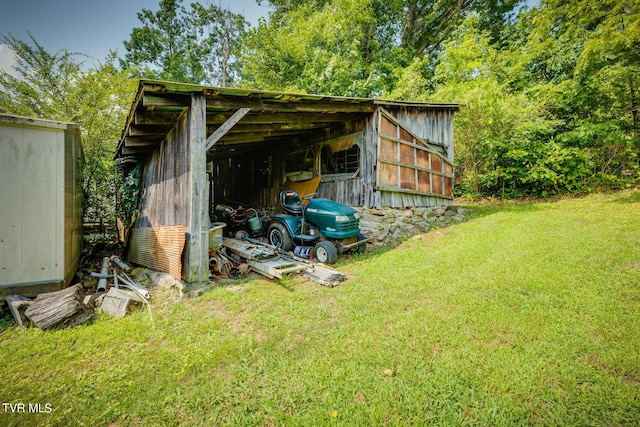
[247, 0, 522, 96]
[192, 2, 248, 86]
[518, 0, 640, 189]
[0, 33, 136, 225]
[122, 0, 247, 86]
[426, 14, 592, 197]
[241, 0, 390, 96]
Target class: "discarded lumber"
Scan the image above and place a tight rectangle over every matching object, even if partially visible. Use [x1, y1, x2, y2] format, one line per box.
[100, 287, 144, 318]
[24, 285, 93, 330]
[222, 236, 347, 285]
[6, 295, 32, 328]
[304, 264, 346, 287]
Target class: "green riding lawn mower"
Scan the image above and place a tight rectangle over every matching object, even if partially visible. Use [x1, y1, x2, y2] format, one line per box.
[267, 190, 370, 264]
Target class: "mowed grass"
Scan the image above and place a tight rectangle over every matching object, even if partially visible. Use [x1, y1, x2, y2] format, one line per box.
[1, 191, 639, 426]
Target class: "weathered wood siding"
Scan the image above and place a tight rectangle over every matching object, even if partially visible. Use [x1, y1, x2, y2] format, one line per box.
[133, 95, 209, 282]
[135, 111, 191, 228]
[373, 108, 455, 208]
[388, 106, 456, 163]
[210, 149, 281, 209]
[317, 177, 365, 206]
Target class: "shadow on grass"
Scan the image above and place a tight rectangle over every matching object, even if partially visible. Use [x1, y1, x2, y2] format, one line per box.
[273, 277, 296, 292]
[337, 200, 545, 269]
[609, 189, 640, 204]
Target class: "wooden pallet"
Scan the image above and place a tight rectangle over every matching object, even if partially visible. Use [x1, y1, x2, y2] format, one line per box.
[247, 258, 308, 279]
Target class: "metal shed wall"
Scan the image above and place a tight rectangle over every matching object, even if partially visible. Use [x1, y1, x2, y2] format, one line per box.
[0, 115, 83, 300]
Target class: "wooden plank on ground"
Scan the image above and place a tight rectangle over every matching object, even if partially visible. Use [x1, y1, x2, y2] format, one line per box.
[6, 295, 32, 328]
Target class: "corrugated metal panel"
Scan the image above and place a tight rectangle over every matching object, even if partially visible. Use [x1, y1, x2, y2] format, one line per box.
[128, 225, 186, 280]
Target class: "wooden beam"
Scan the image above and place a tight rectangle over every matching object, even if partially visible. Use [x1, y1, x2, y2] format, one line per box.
[206, 97, 374, 114]
[121, 147, 151, 156]
[135, 111, 181, 125]
[184, 93, 210, 284]
[206, 112, 364, 125]
[143, 93, 190, 108]
[219, 129, 313, 143]
[205, 107, 251, 151]
[128, 124, 173, 136]
[217, 122, 331, 133]
[124, 136, 162, 147]
[207, 97, 264, 110]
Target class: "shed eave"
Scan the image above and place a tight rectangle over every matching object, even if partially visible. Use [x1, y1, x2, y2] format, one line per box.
[115, 79, 460, 159]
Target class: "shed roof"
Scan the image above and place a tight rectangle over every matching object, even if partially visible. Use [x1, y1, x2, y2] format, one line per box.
[0, 113, 79, 131]
[116, 79, 459, 158]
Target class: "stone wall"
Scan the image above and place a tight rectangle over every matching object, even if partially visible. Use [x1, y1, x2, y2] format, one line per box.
[355, 205, 472, 246]
[255, 205, 472, 247]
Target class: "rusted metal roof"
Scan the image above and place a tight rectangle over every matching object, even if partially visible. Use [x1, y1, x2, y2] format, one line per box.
[116, 79, 459, 159]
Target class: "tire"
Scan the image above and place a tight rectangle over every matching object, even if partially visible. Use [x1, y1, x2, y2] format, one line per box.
[314, 241, 338, 264]
[268, 222, 294, 251]
[353, 233, 367, 254]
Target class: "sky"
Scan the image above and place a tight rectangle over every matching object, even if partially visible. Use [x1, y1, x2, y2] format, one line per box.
[0, 0, 271, 72]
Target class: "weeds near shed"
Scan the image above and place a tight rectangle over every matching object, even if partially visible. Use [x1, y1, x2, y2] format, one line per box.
[0, 310, 13, 333]
[1, 190, 639, 426]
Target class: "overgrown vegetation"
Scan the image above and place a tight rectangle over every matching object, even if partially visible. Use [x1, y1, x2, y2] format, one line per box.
[239, 0, 640, 197]
[0, 34, 135, 227]
[1, 191, 639, 425]
[1, 0, 638, 223]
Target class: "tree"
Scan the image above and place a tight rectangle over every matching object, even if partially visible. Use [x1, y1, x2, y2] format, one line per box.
[122, 0, 247, 86]
[0, 33, 136, 225]
[424, 14, 593, 198]
[192, 2, 248, 86]
[517, 0, 640, 188]
[241, 0, 407, 96]
[241, 0, 372, 95]
[242, 0, 523, 96]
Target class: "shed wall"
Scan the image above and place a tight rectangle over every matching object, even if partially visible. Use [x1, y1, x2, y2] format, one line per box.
[0, 116, 82, 299]
[135, 111, 192, 228]
[373, 108, 454, 208]
[389, 107, 456, 163]
[132, 95, 209, 282]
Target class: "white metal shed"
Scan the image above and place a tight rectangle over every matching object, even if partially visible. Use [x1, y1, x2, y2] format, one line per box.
[0, 114, 83, 300]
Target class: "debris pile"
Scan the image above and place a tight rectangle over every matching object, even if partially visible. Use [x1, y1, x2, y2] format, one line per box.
[5, 256, 152, 330]
[211, 237, 347, 287]
[6, 285, 93, 330]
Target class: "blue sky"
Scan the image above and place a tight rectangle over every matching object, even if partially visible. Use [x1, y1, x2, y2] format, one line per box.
[0, 0, 270, 72]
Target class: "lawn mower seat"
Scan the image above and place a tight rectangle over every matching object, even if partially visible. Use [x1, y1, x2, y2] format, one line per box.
[280, 190, 303, 216]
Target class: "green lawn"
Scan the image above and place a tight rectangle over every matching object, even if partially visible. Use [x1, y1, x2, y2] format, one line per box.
[1, 191, 639, 426]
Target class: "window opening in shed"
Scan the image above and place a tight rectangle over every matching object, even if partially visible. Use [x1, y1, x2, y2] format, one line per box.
[285, 147, 315, 182]
[320, 138, 360, 179]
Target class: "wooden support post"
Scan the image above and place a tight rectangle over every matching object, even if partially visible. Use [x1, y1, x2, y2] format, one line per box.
[205, 107, 251, 151]
[183, 93, 210, 283]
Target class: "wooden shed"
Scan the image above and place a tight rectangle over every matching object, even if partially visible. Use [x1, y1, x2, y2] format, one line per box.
[116, 79, 457, 283]
[0, 114, 83, 300]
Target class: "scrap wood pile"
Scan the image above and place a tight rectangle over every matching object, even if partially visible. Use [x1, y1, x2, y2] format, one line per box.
[5, 256, 152, 330]
[211, 237, 346, 287]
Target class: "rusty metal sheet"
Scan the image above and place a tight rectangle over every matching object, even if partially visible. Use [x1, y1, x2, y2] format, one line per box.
[128, 225, 186, 279]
